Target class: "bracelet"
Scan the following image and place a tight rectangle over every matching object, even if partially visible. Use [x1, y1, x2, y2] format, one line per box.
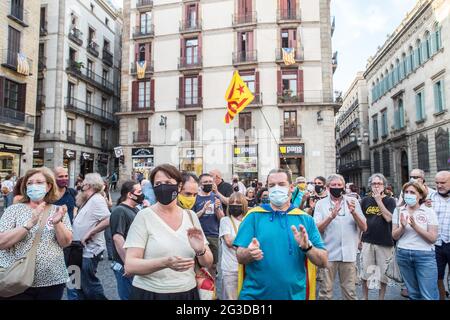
[195, 248, 207, 257]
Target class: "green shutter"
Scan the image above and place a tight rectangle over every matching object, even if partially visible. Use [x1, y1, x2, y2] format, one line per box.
[434, 82, 440, 112]
[416, 93, 421, 120]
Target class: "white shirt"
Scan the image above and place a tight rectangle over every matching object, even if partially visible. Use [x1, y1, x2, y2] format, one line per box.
[237, 182, 246, 194]
[314, 195, 366, 262]
[72, 193, 111, 258]
[219, 216, 241, 272]
[124, 208, 208, 294]
[2, 179, 14, 192]
[393, 204, 439, 251]
[431, 192, 450, 245]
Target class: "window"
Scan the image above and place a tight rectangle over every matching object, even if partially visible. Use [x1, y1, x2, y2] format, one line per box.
[140, 12, 152, 33]
[86, 91, 93, 110]
[282, 72, 297, 96]
[87, 59, 94, 78]
[434, 80, 445, 113]
[424, 32, 431, 60]
[102, 69, 108, 85]
[90, 3, 95, 11]
[67, 118, 74, 133]
[69, 48, 76, 61]
[415, 91, 425, 121]
[416, 40, 422, 66]
[4, 79, 21, 111]
[101, 98, 107, 117]
[137, 118, 148, 142]
[417, 134, 430, 172]
[7, 27, 21, 67]
[281, 29, 297, 49]
[11, 0, 24, 21]
[184, 77, 198, 105]
[37, 78, 44, 97]
[239, 112, 252, 132]
[103, 39, 110, 52]
[185, 38, 198, 64]
[435, 26, 442, 51]
[40, 7, 46, 29]
[136, 43, 151, 62]
[185, 115, 196, 141]
[105, 17, 109, 27]
[373, 151, 381, 173]
[408, 47, 414, 72]
[187, 4, 197, 28]
[85, 123, 92, 137]
[101, 128, 107, 142]
[138, 80, 151, 108]
[382, 149, 390, 177]
[381, 110, 388, 137]
[435, 128, 449, 171]
[395, 98, 405, 129]
[238, 31, 254, 55]
[241, 73, 255, 94]
[372, 116, 379, 141]
[67, 82, 75, 101]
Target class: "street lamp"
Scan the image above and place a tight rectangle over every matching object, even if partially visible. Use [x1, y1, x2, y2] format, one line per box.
[350, 131, 369, 146]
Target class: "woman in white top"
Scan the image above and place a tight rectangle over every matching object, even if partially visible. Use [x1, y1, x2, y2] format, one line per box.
[124, 164, 213, 300]
[392, 182, 439, 300]
[219, 192, 248, 300]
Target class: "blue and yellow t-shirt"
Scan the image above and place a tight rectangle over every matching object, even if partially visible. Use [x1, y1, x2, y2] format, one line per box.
[233, 204, 325, 300]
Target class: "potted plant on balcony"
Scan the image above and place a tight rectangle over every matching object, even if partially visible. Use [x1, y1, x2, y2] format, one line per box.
[73, 61, 84, 72]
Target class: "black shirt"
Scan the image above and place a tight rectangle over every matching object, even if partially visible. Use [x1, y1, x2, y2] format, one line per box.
[361, 196, 397, 247]
[218, 180, 233, 211]
[54, 188, 77, 224]
[110, 203, 139, 265]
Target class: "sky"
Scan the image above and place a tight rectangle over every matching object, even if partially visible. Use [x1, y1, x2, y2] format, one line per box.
[331, 0, 417, 94]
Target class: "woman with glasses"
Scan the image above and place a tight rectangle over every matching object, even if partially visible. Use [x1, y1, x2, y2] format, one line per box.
[392, 182, 439, 300]
[245, 187, 257, 208]
[124, 164, 213, 300]
[0, 167, 72, 300]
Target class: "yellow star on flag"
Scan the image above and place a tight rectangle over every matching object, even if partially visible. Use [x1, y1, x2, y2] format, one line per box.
[224, 71, 254, 124]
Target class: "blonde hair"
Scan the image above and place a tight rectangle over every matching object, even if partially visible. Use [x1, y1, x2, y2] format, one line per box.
[227, 192, 248, 216]
[20, 167, 59, 203]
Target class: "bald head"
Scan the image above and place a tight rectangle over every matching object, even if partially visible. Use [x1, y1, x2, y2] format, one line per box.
[54, 167, 68, 177]
[435, 171, 450, 196]
[410, 168, 425, 185]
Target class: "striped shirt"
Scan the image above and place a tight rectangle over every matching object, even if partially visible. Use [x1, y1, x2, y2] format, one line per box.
[431, 192, 450, 246]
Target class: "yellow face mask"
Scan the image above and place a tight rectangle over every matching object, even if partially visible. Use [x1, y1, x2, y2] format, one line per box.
[298, 183, 306, 191]
[178, 194, 196, 210]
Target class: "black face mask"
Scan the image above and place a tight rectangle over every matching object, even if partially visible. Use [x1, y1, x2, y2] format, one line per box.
[261, 197, 270, 204]
[202, 184, 213, 193]
[315, 185, 324, 194]
[438, 190, 449, 198]
[229, 204, 243, 217]
[330, 187, 345, 198]
[154, 184, 179, 205]
[131, 193, 145, 204]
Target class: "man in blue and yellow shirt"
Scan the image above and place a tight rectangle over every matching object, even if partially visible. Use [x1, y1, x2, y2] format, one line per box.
[233, 169, 328, 300]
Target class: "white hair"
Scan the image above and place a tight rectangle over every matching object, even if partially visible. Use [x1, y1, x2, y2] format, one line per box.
[83, 173, 104, 192]
[326, 174, 345, 186]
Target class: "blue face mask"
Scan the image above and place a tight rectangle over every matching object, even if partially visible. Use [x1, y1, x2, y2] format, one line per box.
[404, 194, 417, 206]
[269, 186, 290, 207]
[27, 184, 47, 201]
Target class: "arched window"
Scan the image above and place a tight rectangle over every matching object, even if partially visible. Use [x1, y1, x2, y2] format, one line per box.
[395, 59, 400, 83]
[416, 39, 422, 66]
[389, 64, 394, 88]
[434, 23, 442, 51]
[424, 31, 431, 59]
[408, 46, 414, 73]
[417, 134, 430, 171]
[401, 53, 407, 79]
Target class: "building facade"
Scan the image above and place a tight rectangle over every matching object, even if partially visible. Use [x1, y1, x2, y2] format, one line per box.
[119, 0, 338, 185]
[35, 0, 122, 185]
[336, 72, 370, 189]
[0, 0, 40, 179]
[365, 0, 449, 193]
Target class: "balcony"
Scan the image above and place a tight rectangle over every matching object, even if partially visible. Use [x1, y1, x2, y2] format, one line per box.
[131, 101, 155, 113]
[133, 131, 151, 144]
[339, 140, 359, 155]
[280, 125, 302, 140]
[87, 41, 100, 57]
[65, 97, 115, 126]
[338, 160, 370, 174]
[8, 5, 28, 27]
[179, 19, 202, 34]
[178, 56, 202, 71]
[40, 21, 48, 36]
[1, 49, 33, 76]
[277, 9, 301, 23]
[277, 91, 304, 104]
[68, 28, 83, 46]
[102, 49, 113, 67]
[177, 97, 203, 112]
[232, 50, 257, 65]
[130, 61, 154, 76]
[38, 56, 46, 71]
[132, 25, 154, 39]
[332, 51, 338, 73]
[340, 118, 360, 139]
[66, 60, 114, 94]
[234, 127, 256, 142]
[277, 90, 334, 105]
[85, 135, 93, 147]
[136, 0, 153, 10]
[248, 93, 263, 107]
[232, 12, 257, 27]
[67, 131, 76, 144]
[0, 108, 34, 131]
[275, 47, 304, 63]
[36, 94, 46, 110]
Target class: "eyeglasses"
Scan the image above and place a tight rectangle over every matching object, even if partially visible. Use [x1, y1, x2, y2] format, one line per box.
[410, 176, 422, 180]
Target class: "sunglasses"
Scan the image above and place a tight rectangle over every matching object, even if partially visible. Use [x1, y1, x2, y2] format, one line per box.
[410, 176, 422, 180]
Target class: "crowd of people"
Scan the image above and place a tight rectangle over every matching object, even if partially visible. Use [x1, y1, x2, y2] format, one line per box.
[0, 165, 448, 301]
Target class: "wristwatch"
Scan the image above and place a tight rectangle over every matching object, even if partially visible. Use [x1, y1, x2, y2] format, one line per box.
[301, 240, 313, 253]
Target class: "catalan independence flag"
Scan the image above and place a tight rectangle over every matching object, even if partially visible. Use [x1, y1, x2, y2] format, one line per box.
[17, 52, 30, 75]
[282, 48, 296, 66]
[224, 71, 254, 124]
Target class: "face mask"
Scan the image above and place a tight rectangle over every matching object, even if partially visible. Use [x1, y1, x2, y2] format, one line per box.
[409, 178, 418, 184]
[330, 187, 345, 198]
[178, 194, 196, 210]
[154, 184, 179, 205]
[438, 191, 449, 198]
[27, 184, 47, 201]
[228, 204, 243, 217]
[298, 183, 306, 191]
[56, 179, 69, 188]
[131, 193, 145, 205]
[202, 184, 213, 193]
[269, 186, 290, 207]
[315, 185, 324, 194]
[404, 194, 417, 206]
[261, 197, 270, 204]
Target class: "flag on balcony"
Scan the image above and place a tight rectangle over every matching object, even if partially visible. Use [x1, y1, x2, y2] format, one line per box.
[136, 60, 147, 79]
[224, 71, 254, 124]
[282, 48, 296, 66]
[17, 52, 30, 75]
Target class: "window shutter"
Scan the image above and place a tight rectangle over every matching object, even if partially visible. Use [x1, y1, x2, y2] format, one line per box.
[136, 13, 141, 29]
[0, 77, 4, 106]
[150, 79, 155, 109]
[290, 0, 297, 16]
[134, 43, 140, 62]
[415, 94, 421, 120]
[132, 81, 138, 110]
[248, 31, 254, 53]
[18, 83, 27, 112]
[430, 33, 436, 54]
[179, 77, 184, 105]
[198, 35, 202, 60]
[277, 70, 282, 95]
[180, 38, 185, 59]
[434, 82, 440, 112]
[145, 43, 151, 63]
[297, 69, 304, 102]
[255, 71, 260, 95]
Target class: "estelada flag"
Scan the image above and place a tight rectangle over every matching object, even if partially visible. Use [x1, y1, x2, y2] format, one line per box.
[224, 71, 254, 124]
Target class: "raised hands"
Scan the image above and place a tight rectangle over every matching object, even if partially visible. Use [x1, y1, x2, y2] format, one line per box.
[248, 237, 263, 261]
[291, 224, 310, 250]
[187, 227, 205, 254]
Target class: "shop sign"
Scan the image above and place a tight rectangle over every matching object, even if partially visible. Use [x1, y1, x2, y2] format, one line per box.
[81, 152, 94, 161]
[132, 148, 154, 158]
[279, 144, 305, 157]
[33, 148, 44, 158]
[233, 145, 258, 157]
[0, 143, 23, 154]
[64, 149, 77, 160]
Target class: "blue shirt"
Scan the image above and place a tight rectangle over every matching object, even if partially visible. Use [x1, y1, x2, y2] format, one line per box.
[54, 188, 77, 223]
[233, 204, 325, 300]
[193, 193, 222, 237]
[291, 187, 305, 208]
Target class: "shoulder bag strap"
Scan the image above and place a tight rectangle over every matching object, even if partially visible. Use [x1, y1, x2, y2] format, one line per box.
[26, 205, 52, 258]
[73, 192, 98, 222]
[229, 216, 238, 234]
